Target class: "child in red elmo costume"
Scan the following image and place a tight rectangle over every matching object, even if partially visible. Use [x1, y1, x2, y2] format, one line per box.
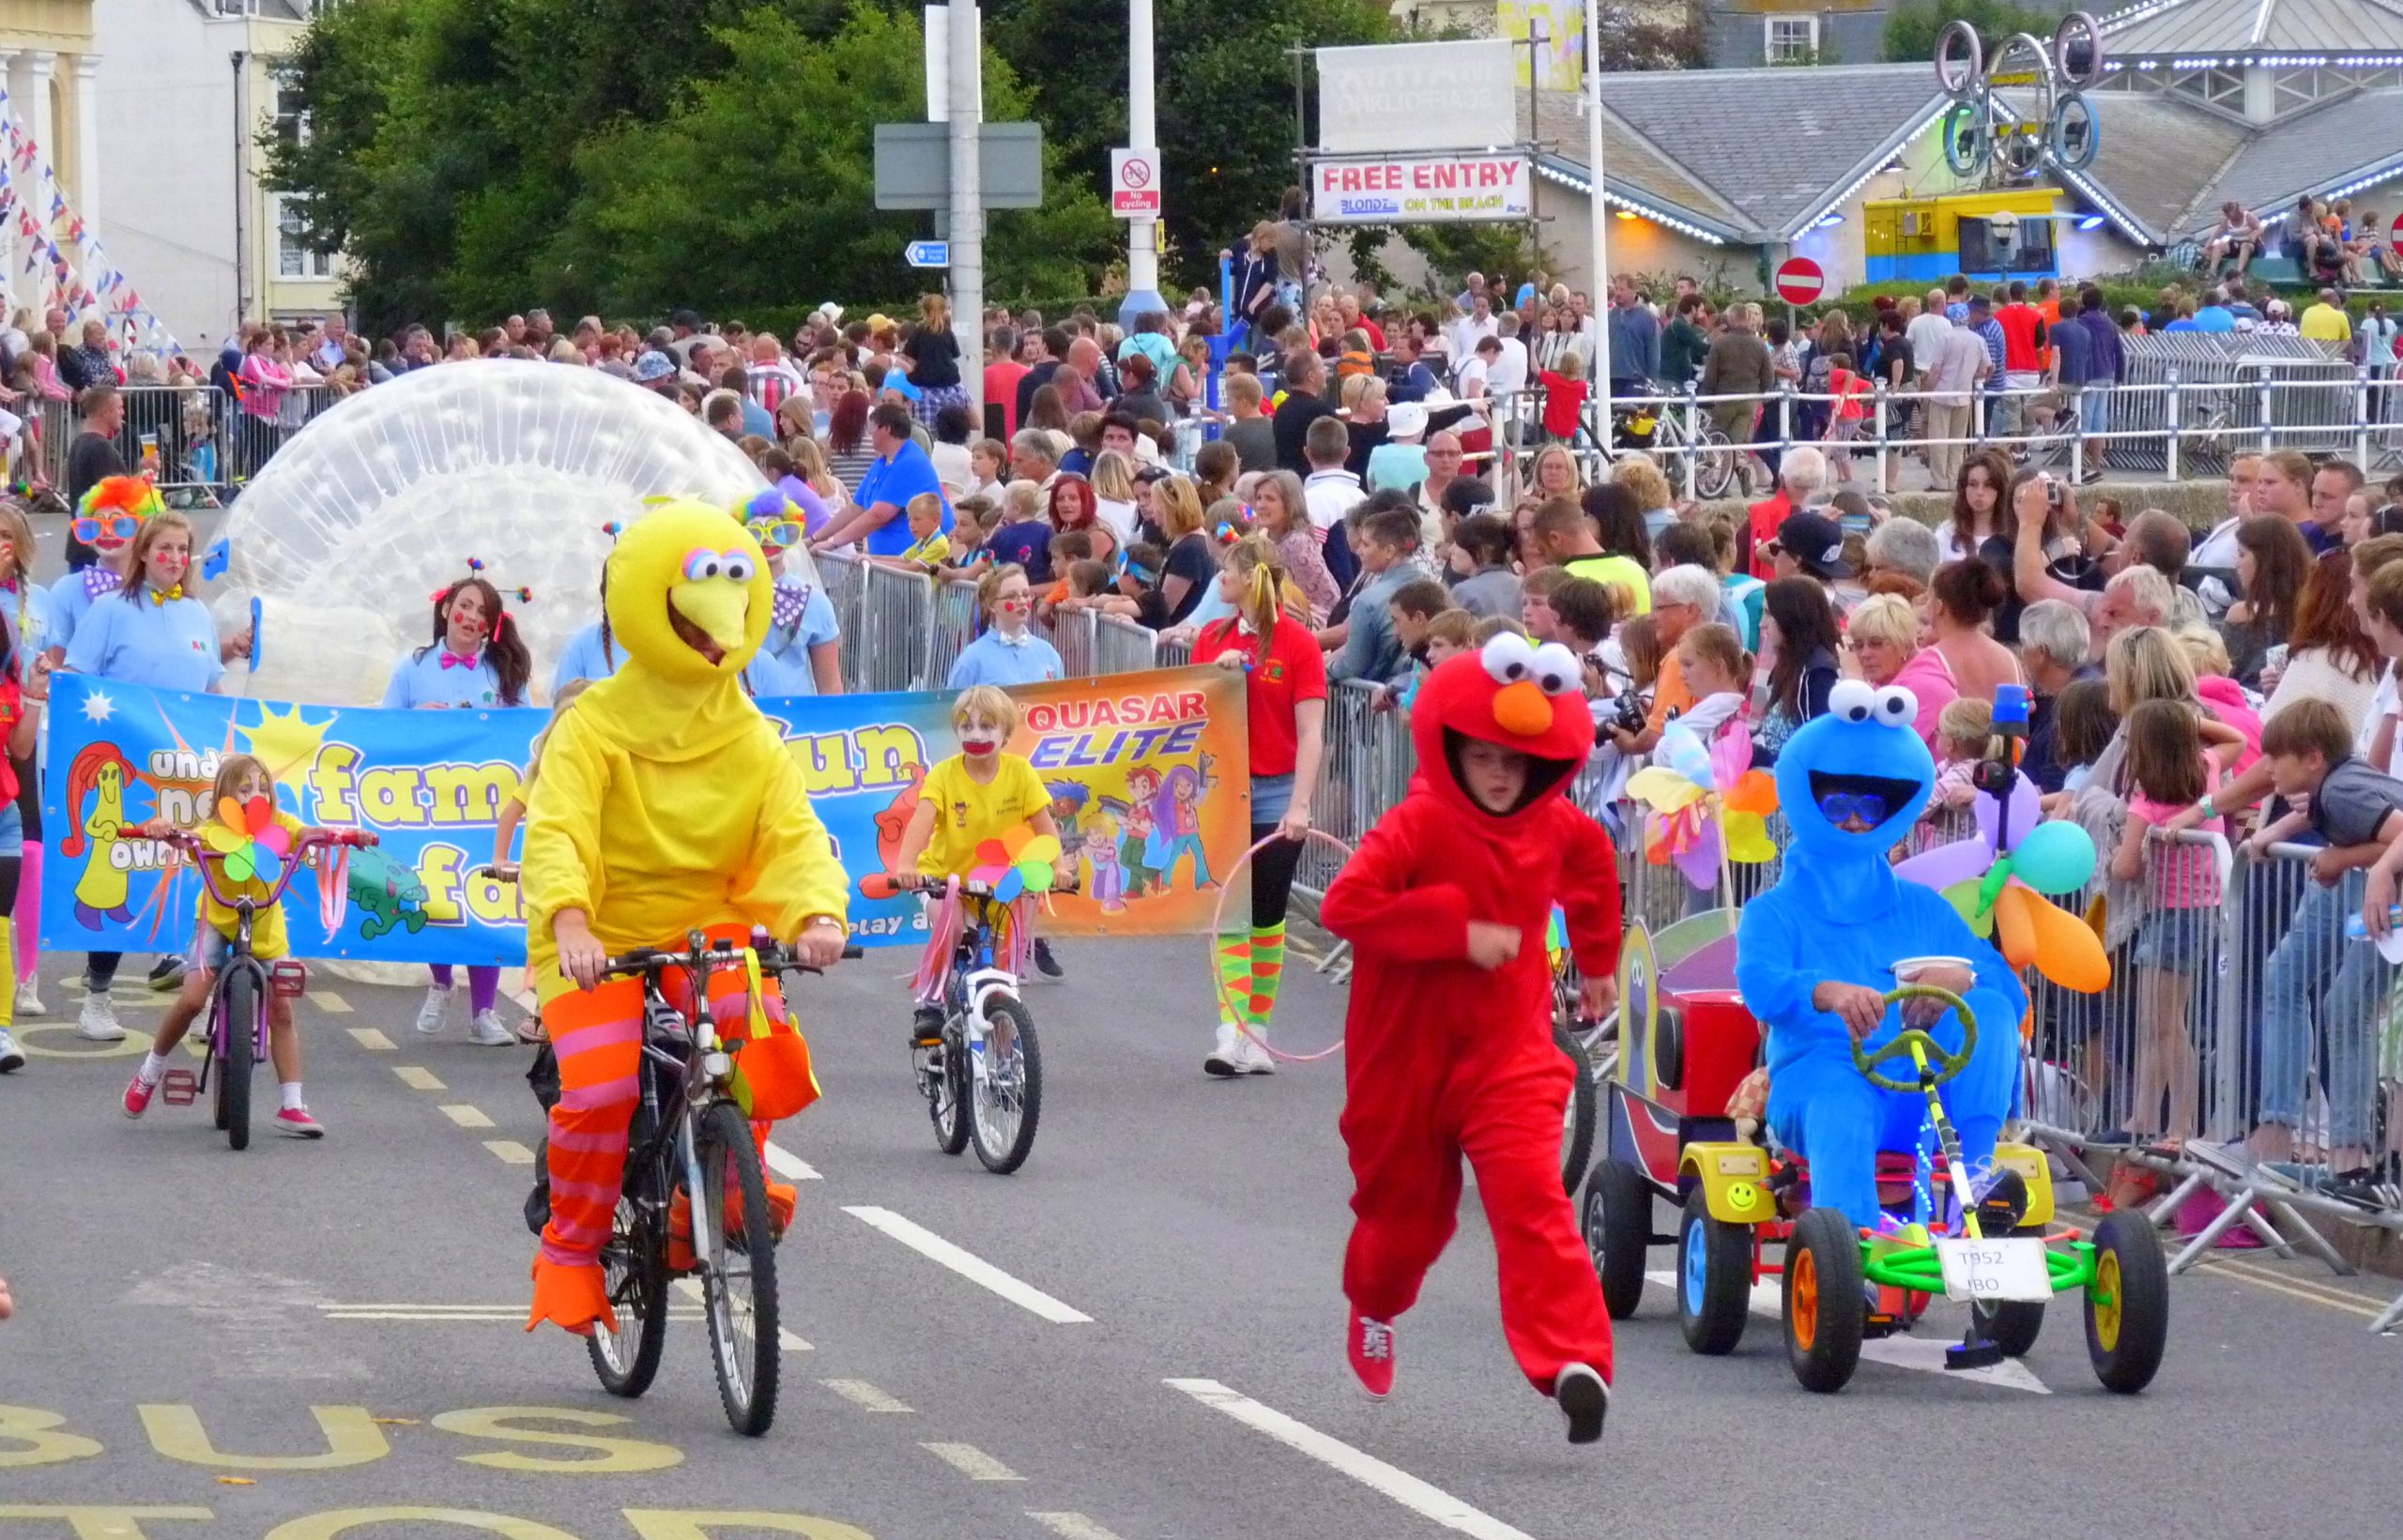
[1321, 632, 1624, 1444]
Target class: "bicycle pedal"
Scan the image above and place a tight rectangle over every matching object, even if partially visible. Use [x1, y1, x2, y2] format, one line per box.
[159, 1068, 199, 1105]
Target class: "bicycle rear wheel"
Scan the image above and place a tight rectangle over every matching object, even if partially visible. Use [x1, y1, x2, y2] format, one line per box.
[927, 1023, 970, 1156]
[970, 997, 1042, 1175]
[218, 969, 256, 1151]
[1694, 427, 1737, 500]
[587, 1189, 668, 1398]
[694, 1100, 780, 1436]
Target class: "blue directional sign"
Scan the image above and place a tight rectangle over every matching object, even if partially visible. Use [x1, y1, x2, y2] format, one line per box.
[906, 239, 951, 269]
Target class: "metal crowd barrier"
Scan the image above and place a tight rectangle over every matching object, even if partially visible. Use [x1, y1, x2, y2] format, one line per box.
[1094, 615, 1158, 674]
[858, 560, 931, 693]
[30, 383, 340, 501]
[924, 577, 979, 689]
[1052, 607, 1098, 677]
[815, 551, 867, 693]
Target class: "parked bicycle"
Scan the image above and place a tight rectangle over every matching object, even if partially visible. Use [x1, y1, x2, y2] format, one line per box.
[147, 826, 377, 1151]
[577, 928, 858, 1437]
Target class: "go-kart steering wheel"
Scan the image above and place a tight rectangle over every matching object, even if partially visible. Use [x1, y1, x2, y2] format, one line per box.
[1851, 985, 1979, 1092]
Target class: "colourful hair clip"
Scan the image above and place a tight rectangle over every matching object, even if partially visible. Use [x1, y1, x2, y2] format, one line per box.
[466, 557, 486, 574]
[600, 521, 623, 539]
[510, 586, 532, 604]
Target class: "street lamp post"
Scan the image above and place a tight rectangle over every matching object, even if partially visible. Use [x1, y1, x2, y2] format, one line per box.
[1119, 0, 1167, 328]
[1587, 0, 1610, 395]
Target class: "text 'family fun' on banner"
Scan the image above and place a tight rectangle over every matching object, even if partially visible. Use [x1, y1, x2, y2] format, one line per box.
[41, 668, 1250, 963]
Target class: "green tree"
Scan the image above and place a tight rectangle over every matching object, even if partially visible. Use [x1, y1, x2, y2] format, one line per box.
[985, 0, 1391, 289]
[1884, 0, 2070, 64]
[560, 6, 1114, 314]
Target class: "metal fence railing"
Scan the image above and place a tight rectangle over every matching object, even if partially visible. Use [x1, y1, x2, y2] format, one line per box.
[26, 383, 344, 504]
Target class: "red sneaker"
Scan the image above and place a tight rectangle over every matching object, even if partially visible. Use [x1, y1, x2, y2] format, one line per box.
[1347, 1312, 1396, 1400]
[122, 1074, 157, 1120]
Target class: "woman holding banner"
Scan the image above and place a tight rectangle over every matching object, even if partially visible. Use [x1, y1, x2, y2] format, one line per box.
[59, 512, 241, 1044]
[383, 573, 532, 1046]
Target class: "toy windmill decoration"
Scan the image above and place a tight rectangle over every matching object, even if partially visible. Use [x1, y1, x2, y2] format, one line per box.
[1625, 721, 1779, 898]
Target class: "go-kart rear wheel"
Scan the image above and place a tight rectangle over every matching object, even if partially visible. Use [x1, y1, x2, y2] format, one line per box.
[1585, 1157, 1653, 1320]
[1676, 1188, 1752, 1355]
[1783, 1208, 1864, 1394]
[1972, 1297, 2045, 1358]
[2086, 1211, 2168, 1394]
[1557, 1020, 1597, 1197]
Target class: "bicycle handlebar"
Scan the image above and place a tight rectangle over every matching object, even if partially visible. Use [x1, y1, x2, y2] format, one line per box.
[151, 827, 378, 910]
[863, 870, 1079, 900]
[598, 928, 865, 983]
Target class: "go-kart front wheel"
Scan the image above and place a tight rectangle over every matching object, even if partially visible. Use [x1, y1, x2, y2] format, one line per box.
[1973, 1297, 2045, 1358]
[2085, 1211, 2168, 1393]
[1676, 1188, 1752, 1355]
[1783, 1208, 1864, 1394]
[1585, 1157, 1653, 1320]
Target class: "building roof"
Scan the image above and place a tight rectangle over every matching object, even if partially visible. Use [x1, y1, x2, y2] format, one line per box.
[2063, 85, 2403, 241]
[1536, 64, 1951, 243]
[2099, 0, 2403, 57]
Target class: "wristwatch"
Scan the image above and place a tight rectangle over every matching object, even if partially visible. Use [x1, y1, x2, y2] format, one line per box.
[2198, 794, 2217, 819]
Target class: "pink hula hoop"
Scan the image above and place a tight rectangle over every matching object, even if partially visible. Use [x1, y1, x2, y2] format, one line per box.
[1210, 828, 1355, 1064]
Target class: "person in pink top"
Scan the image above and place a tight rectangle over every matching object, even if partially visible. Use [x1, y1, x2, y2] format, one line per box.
[2108, 698, 2230, 1146]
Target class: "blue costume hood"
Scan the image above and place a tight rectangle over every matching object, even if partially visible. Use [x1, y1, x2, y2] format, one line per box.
[1768, 679, 1935, 915]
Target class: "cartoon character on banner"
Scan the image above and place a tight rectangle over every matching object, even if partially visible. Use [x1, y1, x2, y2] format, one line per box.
[1143, 755, 1217, 892]
[1121, 767, 1162, 897]
[59, 743, 148, 928]
[1623, 720, 1780, 897]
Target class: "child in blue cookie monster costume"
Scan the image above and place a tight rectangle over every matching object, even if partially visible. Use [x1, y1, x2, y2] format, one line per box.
[1734, 679, 2027, 1231]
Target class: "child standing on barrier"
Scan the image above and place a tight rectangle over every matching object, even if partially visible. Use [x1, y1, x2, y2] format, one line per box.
[120, 755, 336, 1136]
[892, 685, 1064, 1037]
[1193, 535, 1325, 1077]
[1322, 633, 1621, 1442]
[2109, 699, 2227, 1146]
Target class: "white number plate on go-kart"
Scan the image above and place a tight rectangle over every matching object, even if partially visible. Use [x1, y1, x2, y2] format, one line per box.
[1935, 1237, 2052, 1303]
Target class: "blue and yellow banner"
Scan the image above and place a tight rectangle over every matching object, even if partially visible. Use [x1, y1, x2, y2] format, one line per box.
[41, 669, 1250, 963]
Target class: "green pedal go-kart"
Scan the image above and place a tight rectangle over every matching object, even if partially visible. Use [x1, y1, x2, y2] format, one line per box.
[1670, 984, 2169, 1395]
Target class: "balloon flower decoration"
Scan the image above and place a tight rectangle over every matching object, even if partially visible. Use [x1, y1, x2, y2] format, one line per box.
[1625, 721, 1780, 895]
[965, 827, 1064, 901]
[204, 795, 293, 885]
[1894, 771, 2109, 993]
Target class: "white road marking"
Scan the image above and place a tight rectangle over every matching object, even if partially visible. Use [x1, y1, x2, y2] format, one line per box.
[322, 1308, 702, 1322]
[764, 1140, 822, 1182]
[819, 1379, 913, 1413]
[393, 1066, 445, 1091]
[1028, 1515, 1126, 1540]
[922, 1442, 1024, 1482]
[483, 1139, 537, 1166]
[843, 1206, 1093, 1324]
[1643, 1270, 2050, 1394]
[346, 1027, 396, 1051]
[311, 990, 353, 1014]
[670, 1277, 812, 1350]
[1165, 1379, 1535, 1540]
[438, 1103, 494, 1129]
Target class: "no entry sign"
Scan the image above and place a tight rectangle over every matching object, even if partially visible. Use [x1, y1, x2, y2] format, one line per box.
[1774, 256, 1826, 306]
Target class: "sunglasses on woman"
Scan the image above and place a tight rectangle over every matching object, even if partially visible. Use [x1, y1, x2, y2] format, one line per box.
[748, 519, 803, 550]
[74, 515, 142, 542]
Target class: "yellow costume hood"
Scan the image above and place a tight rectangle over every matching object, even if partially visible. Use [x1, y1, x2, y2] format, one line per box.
[574, 500, 774, 761]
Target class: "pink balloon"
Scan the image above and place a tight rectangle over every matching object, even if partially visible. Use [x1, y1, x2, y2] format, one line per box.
[1971, 770, 2042, 854]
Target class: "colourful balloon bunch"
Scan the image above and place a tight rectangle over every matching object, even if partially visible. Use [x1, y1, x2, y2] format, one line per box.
[1625, 722, 1780, 893]
[965, 826, 1065, 901]
[1894, 770, 2109, 992]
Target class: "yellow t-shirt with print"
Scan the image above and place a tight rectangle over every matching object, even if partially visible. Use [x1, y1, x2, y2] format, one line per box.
[196, 806, 305, 961]
[917, 752, 1048, 878]
[899, 531, 953, 572]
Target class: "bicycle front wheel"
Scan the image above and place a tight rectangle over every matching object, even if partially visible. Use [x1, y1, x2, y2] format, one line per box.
[1694, 428, 1737, 500]
[587, 1193, 668, 1399]
[218, 968, 256, 1151]
[970, 997, 1042, 1175]
[694, 1101, 780, 1436]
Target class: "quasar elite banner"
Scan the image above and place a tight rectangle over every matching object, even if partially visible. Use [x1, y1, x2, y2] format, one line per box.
[42, 667, 1249, 961]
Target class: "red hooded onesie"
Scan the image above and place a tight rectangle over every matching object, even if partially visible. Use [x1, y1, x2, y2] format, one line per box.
[1322, 634, 1624, 1394]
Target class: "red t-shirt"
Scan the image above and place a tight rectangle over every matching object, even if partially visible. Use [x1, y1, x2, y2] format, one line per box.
[984, 359, 1029, 439]
[1195, 614, 1326, 778]
[1539, 371, 1589, 438]
[1996, 303, 2044, 374]
[1744, 491, 1793, 578]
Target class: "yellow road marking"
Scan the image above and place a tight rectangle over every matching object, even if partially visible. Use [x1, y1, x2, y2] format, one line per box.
[922, 1442, 1023, 1481]
[311, 990, 353, 1014]
[347, 1028, 396, 1051]
[819, 1380, 912, 1413]
[1029, 1517, 1127, 1540]
[393, 1066, 445, 1091]
[483, 1139, 536, 1166]
[439, 1104, 494, 1129]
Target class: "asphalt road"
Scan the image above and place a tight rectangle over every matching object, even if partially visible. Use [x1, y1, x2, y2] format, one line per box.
[7, 925, 2403, 1540]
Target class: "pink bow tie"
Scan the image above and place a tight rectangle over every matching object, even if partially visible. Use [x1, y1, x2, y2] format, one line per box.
[439, 651, 476, 670]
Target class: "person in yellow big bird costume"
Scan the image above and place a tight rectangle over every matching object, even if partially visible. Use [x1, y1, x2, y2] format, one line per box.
[521, 500, 849, 1335]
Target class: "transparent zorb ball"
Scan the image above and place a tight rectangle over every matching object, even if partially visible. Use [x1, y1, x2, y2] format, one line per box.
[211, 359, 774, 705]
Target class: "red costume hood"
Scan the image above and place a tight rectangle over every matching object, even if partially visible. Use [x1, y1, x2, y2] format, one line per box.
[1410, 634, 1596, 831]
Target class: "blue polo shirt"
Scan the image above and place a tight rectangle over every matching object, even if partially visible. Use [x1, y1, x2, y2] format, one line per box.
[384, 645, 511, 709]
[64, 589, 224, 693]
[743, 582, 842, 699]
[552, 621, 621, 696]
[946, 630, 1063, 688]
[852, 440, 953, 557]
[44, 566, 124, 654]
